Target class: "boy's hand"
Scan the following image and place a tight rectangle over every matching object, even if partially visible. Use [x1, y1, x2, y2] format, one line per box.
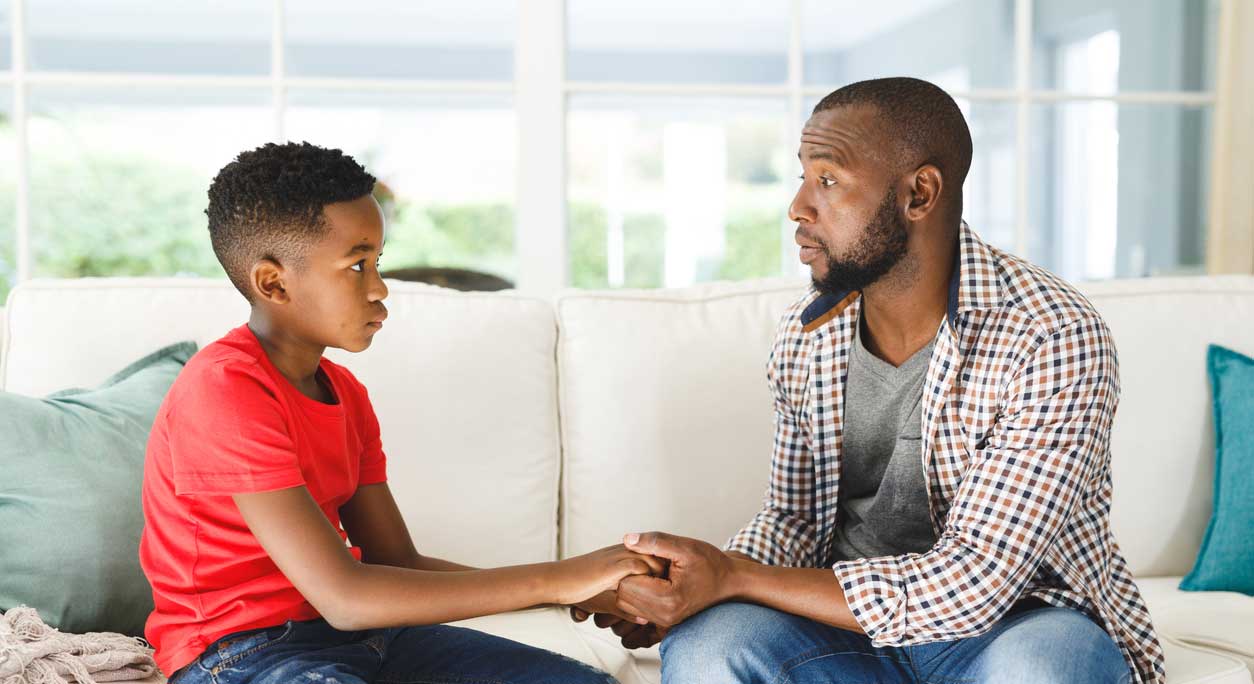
[570, 590, 628, 621]
[550, 545, 664, 612]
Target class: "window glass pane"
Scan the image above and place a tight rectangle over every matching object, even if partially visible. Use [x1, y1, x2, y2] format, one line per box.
[567, 1, 788, 85]
[802, 0, 1016, 90]
[1, 3, 11, 71]
[1028, 103, 1211, 281]
[286, 1, 516, 80]
[28, 87, 272, 280]
[1, 92, 14, 304]
[286, 91, 517, 284]
[1032, 0, 1218, 92]
[798, 94, 1018, 255]
[568, 95, 792, 288]
[26, 1, 269, 74]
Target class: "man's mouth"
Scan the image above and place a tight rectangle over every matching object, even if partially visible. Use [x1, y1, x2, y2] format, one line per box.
[799, 245, 823, 265]
[795, 227, 825, 266]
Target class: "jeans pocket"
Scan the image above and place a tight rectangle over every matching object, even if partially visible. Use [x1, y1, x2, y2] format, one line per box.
[202, 621, 296, 673]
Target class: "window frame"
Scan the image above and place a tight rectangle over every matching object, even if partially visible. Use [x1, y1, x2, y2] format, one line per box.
[0, 0, 1224, 295]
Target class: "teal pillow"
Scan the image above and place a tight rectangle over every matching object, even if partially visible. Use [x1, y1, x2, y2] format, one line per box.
[0, 341, 196, 636]
[1180, 344, 1254, 595]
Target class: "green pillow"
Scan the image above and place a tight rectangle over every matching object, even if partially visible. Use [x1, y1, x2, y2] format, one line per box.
[1180, 344, 1254, 596]
[0, 341, 196, 636]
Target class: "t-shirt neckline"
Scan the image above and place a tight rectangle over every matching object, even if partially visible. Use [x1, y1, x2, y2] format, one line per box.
[237, 325, 345, 418]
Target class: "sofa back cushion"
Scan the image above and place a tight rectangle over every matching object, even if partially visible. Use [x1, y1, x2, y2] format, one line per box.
[2, 278, 561, 567]
[558, 275, 1254, 579]
[556, 279, 804, 559]
[1081, 276, 1254, 577]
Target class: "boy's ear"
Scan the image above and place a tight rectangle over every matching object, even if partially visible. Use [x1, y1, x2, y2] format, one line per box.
[250, 258, 290, 304]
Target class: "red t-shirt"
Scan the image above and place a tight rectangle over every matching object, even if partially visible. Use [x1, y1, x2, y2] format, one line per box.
[139, 324, 388, 676]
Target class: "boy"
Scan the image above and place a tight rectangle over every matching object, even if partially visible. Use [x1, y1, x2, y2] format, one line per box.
[140, 142, 653, 684]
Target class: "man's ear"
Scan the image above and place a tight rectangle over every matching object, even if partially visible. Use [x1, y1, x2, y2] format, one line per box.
[249, 258, 290, 304]
[904, 164, 944, 222]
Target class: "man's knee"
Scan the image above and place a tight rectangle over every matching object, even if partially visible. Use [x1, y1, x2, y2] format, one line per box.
[660, 602, 795, 683]
[975, 608, 1131, 684]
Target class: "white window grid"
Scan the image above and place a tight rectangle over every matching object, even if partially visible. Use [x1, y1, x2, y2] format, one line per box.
[0, 0, 1220, 294]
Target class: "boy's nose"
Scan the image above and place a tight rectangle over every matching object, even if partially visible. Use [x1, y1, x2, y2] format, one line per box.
[370, 273, 389, 301]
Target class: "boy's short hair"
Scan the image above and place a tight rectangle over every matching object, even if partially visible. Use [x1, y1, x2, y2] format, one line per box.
[206, 141, 377, 301]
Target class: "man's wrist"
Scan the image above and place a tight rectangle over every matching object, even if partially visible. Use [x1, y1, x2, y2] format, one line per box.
[722, 555, 760, 603]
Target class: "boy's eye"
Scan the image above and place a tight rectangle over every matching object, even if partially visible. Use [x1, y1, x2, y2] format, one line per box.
[350, 258, 382, 273]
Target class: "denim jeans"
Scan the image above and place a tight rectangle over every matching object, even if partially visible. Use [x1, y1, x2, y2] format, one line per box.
[660, 601, 1133, 684]
[169, 617, 615, 684]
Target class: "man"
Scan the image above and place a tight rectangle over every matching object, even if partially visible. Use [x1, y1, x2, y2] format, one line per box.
[576, 78, 1165, 683]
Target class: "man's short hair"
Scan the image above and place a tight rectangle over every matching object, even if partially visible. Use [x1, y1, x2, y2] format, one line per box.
[206, 141, 377, 301]
[813, 77, 973, 219]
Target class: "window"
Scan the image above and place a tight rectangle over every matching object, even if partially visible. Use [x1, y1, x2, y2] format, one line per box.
[26, 1, 269, 75]
[27, 87, 271, 280]
[0, 0, 1223, 304]
[0, 92, 14, 301]
[285, 91, 517, 281]
[284, 1, 516, 81]
[567, 96, 791, 288]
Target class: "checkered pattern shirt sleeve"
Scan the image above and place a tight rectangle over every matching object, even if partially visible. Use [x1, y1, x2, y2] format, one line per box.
[831, 315, 1119, 644]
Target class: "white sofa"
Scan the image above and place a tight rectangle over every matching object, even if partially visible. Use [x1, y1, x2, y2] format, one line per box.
[2, 275, 1253, 684]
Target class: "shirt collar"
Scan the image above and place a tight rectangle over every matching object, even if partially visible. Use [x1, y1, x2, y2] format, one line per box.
[800, 222, 1002, 332]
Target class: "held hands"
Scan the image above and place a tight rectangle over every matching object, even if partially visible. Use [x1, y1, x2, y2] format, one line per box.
[551, 543, 666, 608]
[568, 532, 737, 649]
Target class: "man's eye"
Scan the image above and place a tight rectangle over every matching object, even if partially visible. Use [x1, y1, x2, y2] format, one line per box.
[820, 176, 837, 188]
[351, 260, 365, 272]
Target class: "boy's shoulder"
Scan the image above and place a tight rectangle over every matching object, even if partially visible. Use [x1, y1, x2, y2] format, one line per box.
[170, 326, 276, 403]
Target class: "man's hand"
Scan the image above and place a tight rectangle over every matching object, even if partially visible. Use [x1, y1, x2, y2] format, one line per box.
[566, 553, 672, 649]
[614, 531, 737, 628]
[570, 590, 643, 624]
[569, 597, 670, 649]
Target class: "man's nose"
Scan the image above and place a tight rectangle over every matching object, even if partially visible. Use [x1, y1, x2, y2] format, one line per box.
[789, 185, 815, 224]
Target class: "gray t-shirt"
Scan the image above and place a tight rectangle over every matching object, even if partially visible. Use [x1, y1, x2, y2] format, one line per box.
[829, 314, 940, 563]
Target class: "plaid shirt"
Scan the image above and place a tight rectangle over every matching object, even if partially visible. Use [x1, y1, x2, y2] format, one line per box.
[727, 225, 1165, 683]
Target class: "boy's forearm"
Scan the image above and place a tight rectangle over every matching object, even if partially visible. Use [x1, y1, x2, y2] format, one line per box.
[327, 562, 556, 631]
[410, 555, 476, 572]
[359, 548, 474, 572]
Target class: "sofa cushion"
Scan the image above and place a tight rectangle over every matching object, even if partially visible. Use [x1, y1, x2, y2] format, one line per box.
[555, 278, 805, 557]
[1079, 277, 1254, 577]
[0, 340, 195, 636]
[1140, 576, 1254, 676]
[2, 278, 562, 568]
[1180, 345, 1254, 595]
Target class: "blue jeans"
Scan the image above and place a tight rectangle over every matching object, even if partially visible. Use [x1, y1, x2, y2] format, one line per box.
[660, 601, 1132, 684]
[170, 617, 615, 684]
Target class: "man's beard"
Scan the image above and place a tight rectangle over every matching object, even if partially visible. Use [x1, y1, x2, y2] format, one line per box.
[812, 187, 909, 295]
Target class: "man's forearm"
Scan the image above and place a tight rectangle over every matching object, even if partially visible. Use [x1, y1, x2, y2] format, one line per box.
[724, 556, 863, 633]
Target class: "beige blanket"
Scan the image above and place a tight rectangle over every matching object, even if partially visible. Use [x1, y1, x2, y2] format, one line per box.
[0, 607, 157, 684]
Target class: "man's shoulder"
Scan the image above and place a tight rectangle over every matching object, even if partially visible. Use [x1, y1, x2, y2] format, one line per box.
[983, 243, 1108, 338]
